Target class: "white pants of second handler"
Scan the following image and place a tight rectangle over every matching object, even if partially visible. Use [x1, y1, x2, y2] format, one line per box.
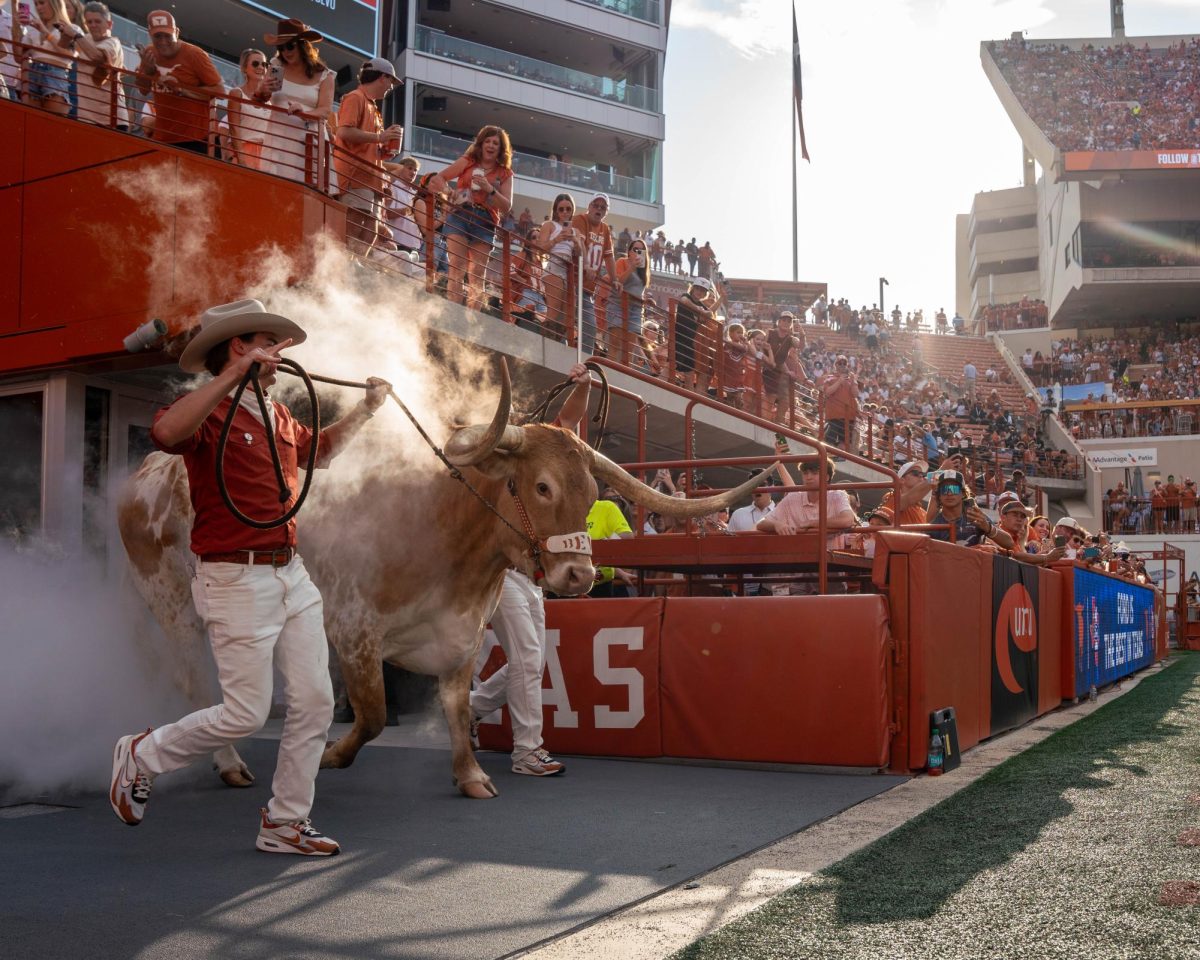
[471, 570, 546, 761]
[135, 556, 334, 823]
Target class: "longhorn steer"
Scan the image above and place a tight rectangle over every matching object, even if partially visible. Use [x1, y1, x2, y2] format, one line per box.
[119, 363, 768, 798]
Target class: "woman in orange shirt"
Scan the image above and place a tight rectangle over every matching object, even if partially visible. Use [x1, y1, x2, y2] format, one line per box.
[434, 125, 514, 310]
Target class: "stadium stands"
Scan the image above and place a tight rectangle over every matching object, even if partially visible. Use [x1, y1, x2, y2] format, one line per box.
[990, 37, 1200, 152]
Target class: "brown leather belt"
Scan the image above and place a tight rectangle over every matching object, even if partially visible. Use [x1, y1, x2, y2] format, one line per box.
[199, 547, 294, 567]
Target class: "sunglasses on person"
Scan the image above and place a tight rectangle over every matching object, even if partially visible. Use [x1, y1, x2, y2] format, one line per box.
[277, 41, 298, 52]
[555, 203, 573, 212]
[248, 59, 266, 68]
[939, 484, 963, 495]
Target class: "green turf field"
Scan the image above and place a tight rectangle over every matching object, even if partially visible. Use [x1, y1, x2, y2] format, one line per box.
[674, 652, 1200, 960]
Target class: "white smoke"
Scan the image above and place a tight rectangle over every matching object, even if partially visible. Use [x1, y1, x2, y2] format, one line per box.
[0, 540, 194, 802]
[0, 170, 522, 800]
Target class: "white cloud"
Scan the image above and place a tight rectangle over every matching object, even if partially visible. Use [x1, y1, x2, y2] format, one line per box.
[670, 0, 790, 58]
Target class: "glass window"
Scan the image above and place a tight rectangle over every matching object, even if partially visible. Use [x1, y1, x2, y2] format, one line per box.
[0, 392, 45, 542]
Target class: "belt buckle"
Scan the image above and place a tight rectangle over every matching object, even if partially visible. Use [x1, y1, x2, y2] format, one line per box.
[269, 548, 290, 568]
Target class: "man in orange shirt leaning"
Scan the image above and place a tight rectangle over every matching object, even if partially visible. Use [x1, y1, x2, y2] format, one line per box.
[879, 459, 932, 527]
[134, 10, 224, 152]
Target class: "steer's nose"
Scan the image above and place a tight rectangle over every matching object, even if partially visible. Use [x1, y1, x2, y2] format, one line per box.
[563, 562, 596, 595]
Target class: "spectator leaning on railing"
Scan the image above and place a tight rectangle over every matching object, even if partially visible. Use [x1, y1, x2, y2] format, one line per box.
[19, 0, 76, 117]
[262, 18, 334, 184]
[135, 9, 224, 153]
[334, 57, 403, 257]
[225, 48, 271, 170]
[73, 2, 125, 128]
[0, 0, 32, 100]
[435, 125, 515, 311]
[534, 193, 583, 341]
[569, 192, 617, 356]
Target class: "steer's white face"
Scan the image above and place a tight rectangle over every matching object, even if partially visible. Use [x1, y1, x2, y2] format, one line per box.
[507, 430, 597, 596]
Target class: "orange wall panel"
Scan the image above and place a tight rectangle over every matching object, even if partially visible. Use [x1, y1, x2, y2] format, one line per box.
[659, 596, 892, 767]
[1, 98, 348, 373]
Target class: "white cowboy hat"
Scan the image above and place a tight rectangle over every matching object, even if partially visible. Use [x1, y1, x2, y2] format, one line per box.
[178, 299, 307, 373]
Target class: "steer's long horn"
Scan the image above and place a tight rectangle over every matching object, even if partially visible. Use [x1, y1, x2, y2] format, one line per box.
[444, 359, 524, 466]
[590, 451, 779, 519]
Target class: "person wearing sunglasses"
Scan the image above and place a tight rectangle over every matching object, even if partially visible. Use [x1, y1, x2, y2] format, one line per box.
[135, 9, 224, 152]
[262, 18, 335, 183]
[928, 470, 1013, 548]
[226, 48, 272, 170]
[533, 193, 582, 341]
[1052, 517, 1087, 560]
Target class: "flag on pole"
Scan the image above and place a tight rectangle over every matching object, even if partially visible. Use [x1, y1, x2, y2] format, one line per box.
[793, 4, 810, 162]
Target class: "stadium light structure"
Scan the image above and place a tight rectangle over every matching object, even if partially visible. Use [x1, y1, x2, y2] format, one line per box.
[879, 277, 889, 317]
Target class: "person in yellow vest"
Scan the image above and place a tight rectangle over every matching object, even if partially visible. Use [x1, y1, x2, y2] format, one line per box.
[587, 490, 634, 597]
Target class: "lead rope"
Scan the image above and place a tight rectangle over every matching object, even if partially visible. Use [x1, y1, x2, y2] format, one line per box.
[525, 360, 611, 449]
[214, 362, 544, 564]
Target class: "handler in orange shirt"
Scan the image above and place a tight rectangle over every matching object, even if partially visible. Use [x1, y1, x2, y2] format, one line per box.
[110, 299, 387, 857]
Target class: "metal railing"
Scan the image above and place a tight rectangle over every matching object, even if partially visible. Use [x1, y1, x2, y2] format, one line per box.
[408, 127, 657, 204]
[414, 26, 660, 112]
[572, 0, 661, 25]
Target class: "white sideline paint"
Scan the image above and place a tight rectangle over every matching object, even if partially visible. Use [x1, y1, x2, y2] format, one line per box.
[518, 661, 1172, 960]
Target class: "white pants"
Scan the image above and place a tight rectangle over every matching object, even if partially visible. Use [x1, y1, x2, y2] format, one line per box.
[471, 570, 546, 760]
[136, 556, 334, 823]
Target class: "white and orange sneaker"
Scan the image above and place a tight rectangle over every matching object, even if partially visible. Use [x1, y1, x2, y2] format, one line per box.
[512, 748, 565, 777]
[255, 808, 341, 857]
[110, 730, 154, 826]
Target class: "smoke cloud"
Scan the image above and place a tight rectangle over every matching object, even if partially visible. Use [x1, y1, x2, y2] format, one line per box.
[1, 169, 529, 800]
[0, 540, 193, 802]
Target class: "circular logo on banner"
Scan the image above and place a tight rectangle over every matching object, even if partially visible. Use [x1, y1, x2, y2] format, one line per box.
[995, 584, 1037, 695]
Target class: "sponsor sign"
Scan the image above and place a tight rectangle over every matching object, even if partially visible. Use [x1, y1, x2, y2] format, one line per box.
[1064, 150, 1200, 173]
[1085, 448, 1158, 468]
[1071, 568, 1156, 698]
[991, 556, 1040, 735]
[1061, 381, 1112, 403]
[235, 0, 380, 57]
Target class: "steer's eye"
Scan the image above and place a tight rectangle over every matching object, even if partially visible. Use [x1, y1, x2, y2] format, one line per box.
[536, 482, 551, 498]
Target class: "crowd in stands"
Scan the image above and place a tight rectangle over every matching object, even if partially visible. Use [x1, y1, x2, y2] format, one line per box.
[1104, 476, 1198, 535]
[980, 298, 1048, 331]
[6, 8, 1117, 567]
[991, 37, 1200, 152]
[1017, 329, 1200, 439]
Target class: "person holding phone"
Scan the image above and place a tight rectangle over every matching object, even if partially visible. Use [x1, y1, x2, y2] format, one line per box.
[108, 299, 388, 856]
[21, 0, 77, 117]
[0, 1, 33, 100]
[1051, 517, 1086, 560]
[261, 18, 336, 182]
[997, 500, 1066, 564]
[927, 470, 1013, 549]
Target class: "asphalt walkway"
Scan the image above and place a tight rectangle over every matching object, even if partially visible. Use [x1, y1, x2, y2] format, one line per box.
[1, 731, 903, 960]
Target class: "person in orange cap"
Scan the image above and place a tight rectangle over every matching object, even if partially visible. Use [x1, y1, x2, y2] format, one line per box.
[134, 9, 224, 152]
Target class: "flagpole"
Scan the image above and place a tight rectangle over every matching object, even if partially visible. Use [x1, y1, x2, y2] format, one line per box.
[792, 100, 798, 283]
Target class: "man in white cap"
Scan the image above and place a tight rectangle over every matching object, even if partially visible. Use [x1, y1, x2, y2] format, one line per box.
[335, 57, 405, 256]
[1052, 516, 1086, 560]
[570, 192, 617, 355]
[110, 300, 387, 856]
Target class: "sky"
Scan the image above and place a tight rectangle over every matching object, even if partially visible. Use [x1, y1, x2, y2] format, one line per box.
[661, 0, 1199, 314]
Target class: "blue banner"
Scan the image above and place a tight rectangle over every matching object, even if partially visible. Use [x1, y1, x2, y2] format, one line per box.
[1071, 568, 1156, 697]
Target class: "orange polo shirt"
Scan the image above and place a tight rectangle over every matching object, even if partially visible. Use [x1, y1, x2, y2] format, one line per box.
[154, 396, 332, 555]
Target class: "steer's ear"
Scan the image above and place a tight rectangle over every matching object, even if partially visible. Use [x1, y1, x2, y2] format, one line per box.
[465, 450, 518, 481]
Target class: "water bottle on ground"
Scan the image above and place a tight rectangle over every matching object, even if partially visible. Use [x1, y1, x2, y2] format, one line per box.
[928, 729, 944, 776]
